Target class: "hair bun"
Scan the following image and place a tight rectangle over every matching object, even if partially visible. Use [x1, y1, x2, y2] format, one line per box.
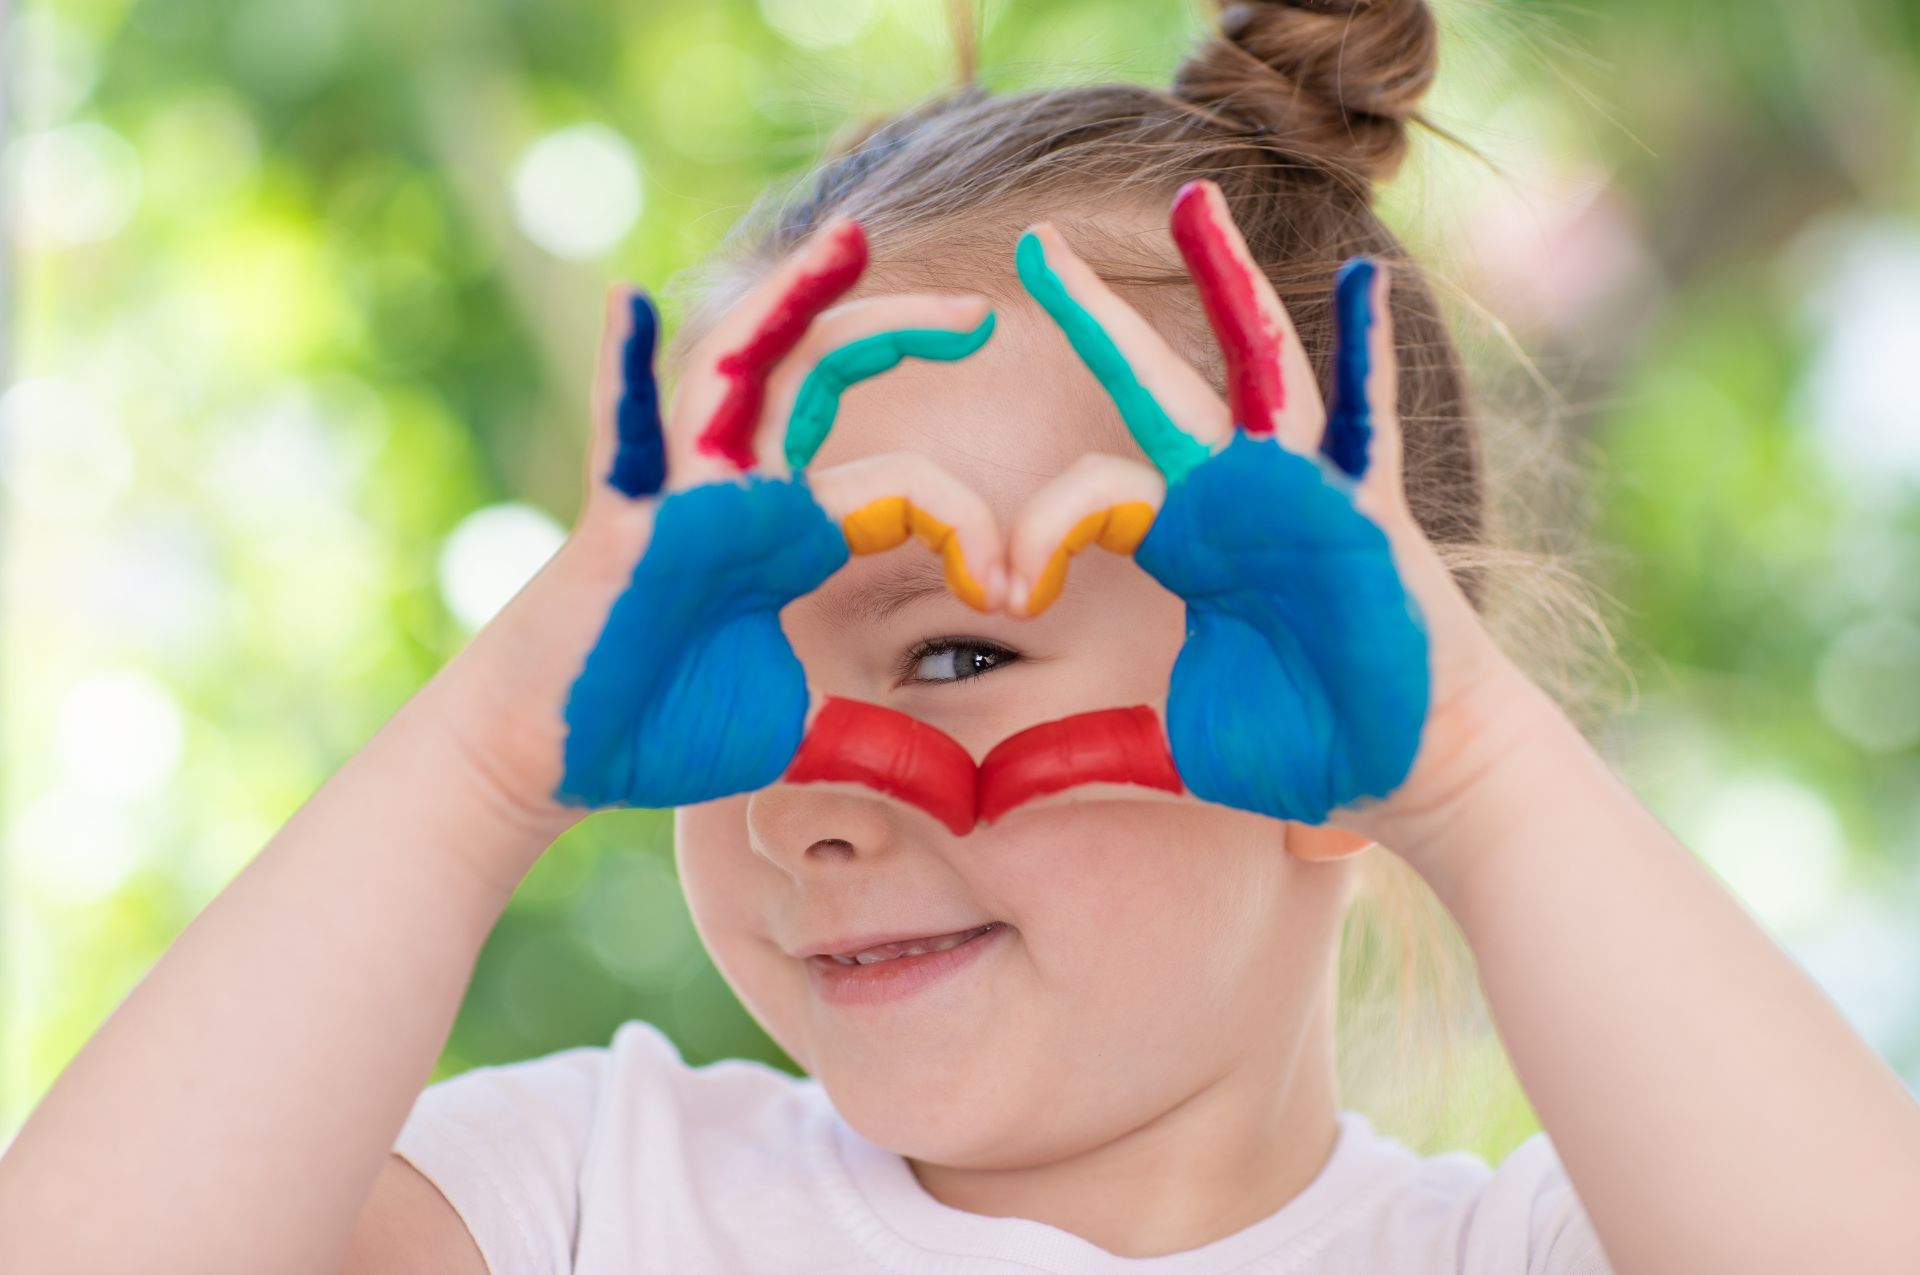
[1173, 0, 1439, 184]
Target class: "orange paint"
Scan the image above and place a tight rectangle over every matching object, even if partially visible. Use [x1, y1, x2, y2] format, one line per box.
[840, 496, 988, 610]
[1026, 501, 1156, 616]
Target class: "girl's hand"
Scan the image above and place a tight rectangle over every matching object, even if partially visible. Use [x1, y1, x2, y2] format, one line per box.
[1006, 180, 1528, 855]
[426, 215, 1003, 848]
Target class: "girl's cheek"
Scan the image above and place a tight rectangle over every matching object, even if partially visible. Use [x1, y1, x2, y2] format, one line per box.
[673, 800, 762, 933]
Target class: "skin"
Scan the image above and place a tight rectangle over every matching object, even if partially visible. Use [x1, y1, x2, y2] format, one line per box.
[679, 291, 1362, 1243]
[3, 194, 1918, 1275]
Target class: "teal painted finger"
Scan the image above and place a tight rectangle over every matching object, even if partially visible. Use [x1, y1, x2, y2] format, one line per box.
[783, 313, 997, 470]
[1014, 230, 1211, 483]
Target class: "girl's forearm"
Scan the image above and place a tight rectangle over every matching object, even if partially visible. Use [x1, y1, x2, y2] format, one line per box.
[0, 683, 564, 1275]
[1409, 676, 1920, 1275]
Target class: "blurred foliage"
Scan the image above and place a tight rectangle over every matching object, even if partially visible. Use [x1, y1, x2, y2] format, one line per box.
[5, 0, 1920, 1169]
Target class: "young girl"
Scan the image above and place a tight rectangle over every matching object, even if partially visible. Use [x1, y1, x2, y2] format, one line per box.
[5, 1, 1918, 1272]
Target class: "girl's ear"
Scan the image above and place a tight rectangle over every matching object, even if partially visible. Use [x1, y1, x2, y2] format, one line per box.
[1286, 824, 1376, 862]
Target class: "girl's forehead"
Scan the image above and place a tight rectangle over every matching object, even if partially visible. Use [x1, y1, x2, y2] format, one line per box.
[807, 298, 1143, 516]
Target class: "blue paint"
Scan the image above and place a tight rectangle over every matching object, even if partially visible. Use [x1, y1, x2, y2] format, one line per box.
[555, 476, 850, 808]
[1134, 430, 1429, 824]
[1015, 230, 1212, 482]
[1322, 257, 1376, 481]
[608, 291, 668, 497]
[785, 314, 997, 469]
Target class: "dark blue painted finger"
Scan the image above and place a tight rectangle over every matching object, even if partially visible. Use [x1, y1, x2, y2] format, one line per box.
[608, 290, 668, 497]
[1321, 257, 1377, 481]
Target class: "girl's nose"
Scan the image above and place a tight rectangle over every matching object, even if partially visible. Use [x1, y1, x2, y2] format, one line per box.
[743, 780, 912, 876]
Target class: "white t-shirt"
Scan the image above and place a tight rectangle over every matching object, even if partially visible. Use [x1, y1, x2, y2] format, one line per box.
[393, 1018, 1613, 1274]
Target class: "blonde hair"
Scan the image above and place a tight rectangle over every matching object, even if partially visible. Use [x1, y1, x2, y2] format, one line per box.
[665, 0, 1629, 1151]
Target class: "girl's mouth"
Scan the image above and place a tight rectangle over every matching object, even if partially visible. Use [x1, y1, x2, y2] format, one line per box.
[805, 922, 1009, 1006]
[818, 922, 1002, 965]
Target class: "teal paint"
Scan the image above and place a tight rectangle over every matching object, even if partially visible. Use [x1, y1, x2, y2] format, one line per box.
[784, 314, 997, 469]
[1015, 230, 1212, 482]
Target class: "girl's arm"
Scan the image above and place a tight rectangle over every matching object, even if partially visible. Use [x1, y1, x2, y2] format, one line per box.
[1396, 664, 1920, 1275]
[0, 222, 998, 1275]
[0, 651, 574, 1275]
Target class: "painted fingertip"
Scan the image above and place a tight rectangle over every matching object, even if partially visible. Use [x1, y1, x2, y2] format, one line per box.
[1014, 228, 1046, 280]
[783, 309, 1002, 471]
[956, 307, 996, 353]
[608, 288, 667, 497]
[1322, 257, 1377, 482]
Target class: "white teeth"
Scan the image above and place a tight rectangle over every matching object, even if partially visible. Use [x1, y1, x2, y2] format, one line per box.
[829, 923, 995, 966]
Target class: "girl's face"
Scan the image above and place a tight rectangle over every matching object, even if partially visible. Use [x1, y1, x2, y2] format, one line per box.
[675, 288, 1362, 1171]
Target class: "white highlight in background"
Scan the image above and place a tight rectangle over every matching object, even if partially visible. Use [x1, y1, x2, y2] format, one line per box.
[1693, 775, 1848, 936]
[437, 502, 567, 630]
[3, 120, 142, 246]
[0, 376, 134, 520]
[510, 124, 643, 260]
[56, 667, 186, 799]
[1791, 215, 1920, 493]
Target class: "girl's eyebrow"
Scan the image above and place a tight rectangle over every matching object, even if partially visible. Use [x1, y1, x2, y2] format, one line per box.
[812, 556, 955, 628]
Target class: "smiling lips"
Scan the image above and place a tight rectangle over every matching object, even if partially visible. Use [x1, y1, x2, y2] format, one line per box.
[783, 696, 1184, 835]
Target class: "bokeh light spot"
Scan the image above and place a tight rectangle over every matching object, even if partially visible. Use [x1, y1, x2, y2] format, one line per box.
[1694, 776, 1848, 935]
[510, 124, 644, 260]
[56, 668, 186, 799]
[0, 377, 134, 520]
[437, 502, 567, 630]
[4, 121, 142, 246]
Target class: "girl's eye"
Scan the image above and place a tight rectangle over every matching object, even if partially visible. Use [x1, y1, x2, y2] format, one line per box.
[899, 638, 1019, 686]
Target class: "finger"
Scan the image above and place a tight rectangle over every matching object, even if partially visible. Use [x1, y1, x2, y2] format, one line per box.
[1014, 223, 1229, 481]
[807, 450, 1006, 612]
[1168, 179, 1327, 452]
[976, 706, 1184, 826]
[669, 214, 869, 486]
[1005, 452, 1164, 618]
[584, 286, 651, 506]
[601, 288, 668, 498]
[784, 696, 977, 837]
[1322, 257, 1377, 481]
[1344, 260, 1406, 518]
[771, 294, 995, 473]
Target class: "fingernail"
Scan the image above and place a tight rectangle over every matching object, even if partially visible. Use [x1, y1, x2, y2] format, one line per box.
[1007, 574, 1029, 617]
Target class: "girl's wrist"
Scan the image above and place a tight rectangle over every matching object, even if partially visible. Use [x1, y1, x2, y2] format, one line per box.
[375, 681, 586, 907]
[1362, 656, 1595, 901]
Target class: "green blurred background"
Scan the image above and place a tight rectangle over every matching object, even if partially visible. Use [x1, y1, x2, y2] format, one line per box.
[5, 0, 1920, 1159]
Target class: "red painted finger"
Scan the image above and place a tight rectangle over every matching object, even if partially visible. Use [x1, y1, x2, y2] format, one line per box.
[783, 697, 976, 837]
[977, 707, 1183, 826]
[691, 217, 870, 474]
[1168, 181, 1326, 451]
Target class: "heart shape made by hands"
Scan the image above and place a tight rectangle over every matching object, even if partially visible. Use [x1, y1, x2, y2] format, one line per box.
[559, 182, 1430, 837]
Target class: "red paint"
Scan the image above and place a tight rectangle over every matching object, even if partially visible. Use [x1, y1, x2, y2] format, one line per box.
[977, 706, 1184, 825]
[1170, 181, 1285, 436]
[785, 698, 1185, 832]
[696, 218, 869, 470]
[784, 695, 976, 836]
